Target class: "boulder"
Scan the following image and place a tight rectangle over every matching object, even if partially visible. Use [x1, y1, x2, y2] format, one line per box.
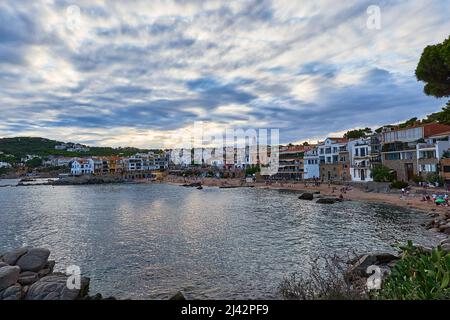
[1, 247, 28, 266]
[169, 291, 186, 300]
[347, 253, 399, 278]
[0, 284, 22, 300]
[316, 197, 341, 204]
[18, 271, 39, 286]
[25, 274, 90, 300]
[15, 248, 50, 272]
[0, 266, 21, 291]
[298, 192, 314, 200]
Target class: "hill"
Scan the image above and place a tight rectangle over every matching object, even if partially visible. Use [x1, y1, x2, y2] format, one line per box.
[0, 137, 150, 164]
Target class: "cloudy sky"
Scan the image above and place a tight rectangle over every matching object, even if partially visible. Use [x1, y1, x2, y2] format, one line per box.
[1, 0, 449, 148]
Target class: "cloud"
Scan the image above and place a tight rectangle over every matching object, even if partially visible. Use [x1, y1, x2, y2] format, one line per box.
[0, 0, 449, 148]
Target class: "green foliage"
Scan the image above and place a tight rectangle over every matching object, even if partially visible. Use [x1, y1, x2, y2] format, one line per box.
[426, 172, 443, 185]
[302, 141, 310, 146]
[422, 103, 450, 125]
[377, 241, 450, 300]
[344, 128, 372, 139]
[372, 165, 393, 182]
[415, 36, 450, 98]
[25, 157, 43, 168]
[0, 137, 149, 159]
[245, 165, 260, 176]
[390, 180, 409, 189]
[398, 117, 419, 128]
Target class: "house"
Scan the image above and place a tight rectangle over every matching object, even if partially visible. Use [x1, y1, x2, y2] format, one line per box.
[303, 146, 319, 180]
[0, 162, 12, 169]
[416, 131, 450, 177]
[381, 123, 450, 181]
[71, 159, 94, 176]
[272, 145, 305, 180]
[349, 138, 371, 182]
[318, 137, 348, 181]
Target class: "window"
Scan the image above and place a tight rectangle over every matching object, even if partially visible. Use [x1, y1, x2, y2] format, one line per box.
[360, 148, 366, 157]
[355, 149, 359, 156]
[443, 166, 450, 173]
[385, 153, 400, 161]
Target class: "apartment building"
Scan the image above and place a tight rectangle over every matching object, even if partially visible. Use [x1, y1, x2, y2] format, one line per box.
[303, 146, 319, 179]
[381, 123, 450, 181]
[273, 145, 305, 180]
[318, 137, 348, 181]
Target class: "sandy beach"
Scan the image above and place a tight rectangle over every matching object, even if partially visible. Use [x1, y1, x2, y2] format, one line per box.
[162, 175, 450, 215]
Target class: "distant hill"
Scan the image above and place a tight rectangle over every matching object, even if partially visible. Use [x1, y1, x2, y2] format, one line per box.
[0, 137, 150, 163]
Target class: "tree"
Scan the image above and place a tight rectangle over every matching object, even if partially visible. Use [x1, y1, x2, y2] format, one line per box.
[344, 128, 372, 139]
[25, 157, 42, 168]
[372, 165, 393, 182]
[415, 36, 450, 98]
[302, 141, 309, 146]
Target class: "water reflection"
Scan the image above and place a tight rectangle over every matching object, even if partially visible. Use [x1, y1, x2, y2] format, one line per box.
[0, 182, 441, 299]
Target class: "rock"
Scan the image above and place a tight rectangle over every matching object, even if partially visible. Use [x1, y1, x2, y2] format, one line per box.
[15, 248, 50, 272]
[0, 262, 8, 268]
[37, 260, 55, 278]
[18, 271, 39, 286]
[25, 274, 90, 300]
[430, 228, 440, 233]
[316, 197, 341, 204]
[298, 192, 314, 200]
[440, 238, 450, 245]
[347, 253, 399, 278]
[0, 266, 21, 291]
[169, 291, 186, 300]
[441, 243, 450, 252]
[1, 284, 22, 300]
[1, 247, 28, 266]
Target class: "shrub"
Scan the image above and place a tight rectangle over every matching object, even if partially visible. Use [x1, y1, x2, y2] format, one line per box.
[377, 241, 450, 300]
[279, 254, 368, 300]
[390, 180, 409, 189]
[372, 165, 394, 182]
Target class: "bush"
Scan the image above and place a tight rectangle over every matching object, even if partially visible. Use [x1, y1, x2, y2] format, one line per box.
[390, 180, 408, 189]
[279, 255, 368, 300]
[372, 165, 394, 182]
[377, 241, 450, 300]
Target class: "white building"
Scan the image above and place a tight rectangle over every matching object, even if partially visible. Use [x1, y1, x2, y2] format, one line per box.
[416, 132, 450, 175]
[71, 159, 94, 176]
[303, 147, 319, 179]
[348, 138, 373, 182]
[0, 162, 12, 169]
[317, 138, 347, 165]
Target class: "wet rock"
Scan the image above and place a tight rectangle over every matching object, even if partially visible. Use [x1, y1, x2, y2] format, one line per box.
[16, 248, 50, 272]
[1, 247, 28, 266]
[25, 274, 90, 300]
[298, 192, 314, 200]
[169, 291, 186, 300]
[1, 284, 22, 300]
[316, 197, 341, 204]
[0, 266, 21, 291]
[18, 271, 39, 286]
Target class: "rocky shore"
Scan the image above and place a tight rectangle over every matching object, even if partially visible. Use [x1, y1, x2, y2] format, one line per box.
[0, 247, 115, 300]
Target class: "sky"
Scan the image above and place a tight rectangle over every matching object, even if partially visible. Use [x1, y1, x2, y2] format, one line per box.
[1, 0, 449, 148]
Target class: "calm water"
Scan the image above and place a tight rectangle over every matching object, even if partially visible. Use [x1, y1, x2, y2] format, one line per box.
[0, 182, 442, 299]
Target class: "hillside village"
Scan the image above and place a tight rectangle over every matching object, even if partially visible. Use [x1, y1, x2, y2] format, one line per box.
[2, 117, 450, 186]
